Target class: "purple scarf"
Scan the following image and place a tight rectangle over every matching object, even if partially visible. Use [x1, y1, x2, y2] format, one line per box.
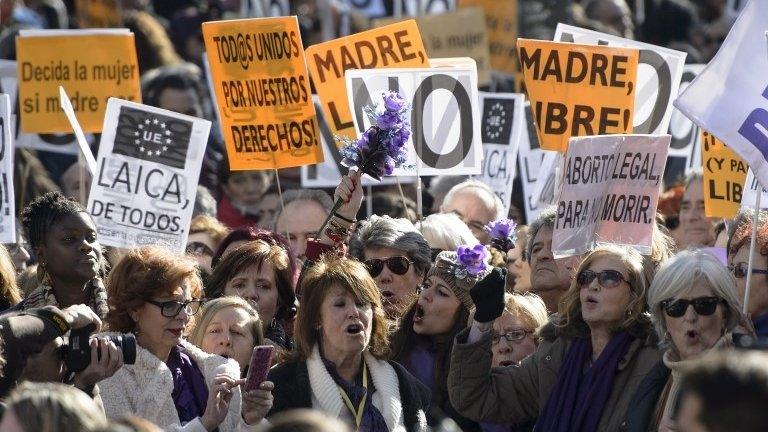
[535, 331, 634, 432]
[167, 345, 210, 425]
[322, 356, 389, 432]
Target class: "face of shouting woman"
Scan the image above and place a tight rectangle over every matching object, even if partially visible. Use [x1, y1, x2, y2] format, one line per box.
[412, 275, 461, 336]
[318, 286, 373, 361]
[578, 255, 632, 330]
[491, 313, 537, 367]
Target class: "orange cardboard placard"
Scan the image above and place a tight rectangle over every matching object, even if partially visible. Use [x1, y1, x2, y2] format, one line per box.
[16, 31, 140, 134]
[458, 0, 518, 75]
[517, 39, 639, 152]
[305, 20, 428, 141]
[203, 16, 322, 170]
[701, 131, 747, 218]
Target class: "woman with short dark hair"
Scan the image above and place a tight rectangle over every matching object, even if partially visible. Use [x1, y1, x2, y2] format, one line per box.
[206, 240, 296, 349]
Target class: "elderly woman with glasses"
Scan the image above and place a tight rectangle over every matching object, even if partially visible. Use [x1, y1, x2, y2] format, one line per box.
[98, 246, 272, 431]
[624, 249, 743, 432]
[449, 245, 661, 431]
[349, 215, 431, 319]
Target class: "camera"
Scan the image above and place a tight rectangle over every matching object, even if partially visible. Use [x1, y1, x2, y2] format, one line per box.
[64, 323, 137, 373]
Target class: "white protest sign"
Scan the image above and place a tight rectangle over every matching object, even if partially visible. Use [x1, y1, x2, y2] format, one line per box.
[667, 64, 705, 174]
[555, 24, 687, 140]
[674, 1, 768, 190]
[473, 92, 525, 215]
[532, 150, 561, 211]
[518, 102, 545, 222]
[0, 59, 85, 155]
[553, 134, 670, 257]
[347, 0, 386, 17]
[0, 94, 15, 243]
[345, 65, 482, 176]
[740, 168, 768, 209]
[240, 0, 289, 17]
[301, 95, 416, 187]
[88, 98, 210, 253]
[59, 87, 96, 175]
[396, 0, 456, 16]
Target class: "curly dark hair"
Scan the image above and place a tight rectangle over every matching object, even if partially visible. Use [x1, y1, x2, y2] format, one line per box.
[21, 191, 88, 250]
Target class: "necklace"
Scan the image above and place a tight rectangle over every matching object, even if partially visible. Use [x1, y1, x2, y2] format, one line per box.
[337, 361, 368, 429]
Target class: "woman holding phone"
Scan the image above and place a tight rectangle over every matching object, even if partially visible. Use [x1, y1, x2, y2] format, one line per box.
[98, 246, 273, 431]
[188, 296, 265, 378]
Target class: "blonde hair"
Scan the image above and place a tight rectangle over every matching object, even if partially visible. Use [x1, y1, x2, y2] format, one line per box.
[502, 292, 548, 332]
[0, 245, 20, 306]
[557, 245, 651, 336]
[5, 382, 107, 431]
[187, 296, 264, 348]
[190, 215, 231, 244]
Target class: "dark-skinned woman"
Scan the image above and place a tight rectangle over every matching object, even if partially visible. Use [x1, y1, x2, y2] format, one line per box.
[12, 192, 108, 318]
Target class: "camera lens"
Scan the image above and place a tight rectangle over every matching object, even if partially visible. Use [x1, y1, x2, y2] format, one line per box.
[107, 334, 137, 364]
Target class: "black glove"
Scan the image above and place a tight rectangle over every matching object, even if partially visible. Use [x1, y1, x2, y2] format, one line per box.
[470, 267, 506, 323]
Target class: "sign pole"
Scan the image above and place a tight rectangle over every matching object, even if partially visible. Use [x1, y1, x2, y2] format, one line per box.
[366, 185, 373, 218]
[395, 177, 408, 217]
[743, 185, 761, 314]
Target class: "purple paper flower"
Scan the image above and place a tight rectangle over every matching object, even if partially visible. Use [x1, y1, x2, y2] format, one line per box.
[377, 111, 403, 130]
[456, 244, 488, 276]
[485, 219, 518, 253]
[339, 91, 411, 180]
[383, 91, 407, 112]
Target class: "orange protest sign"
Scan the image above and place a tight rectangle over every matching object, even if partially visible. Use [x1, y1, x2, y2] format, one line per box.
[305, 20, 428, 141]
[203, 17, 322, 171]
[516, 39, 638, 152]
[16, 30, 140, 134]
[458, 0, 518, 75]
[75, 0, 122, 28]
[701, 131, 747, 218]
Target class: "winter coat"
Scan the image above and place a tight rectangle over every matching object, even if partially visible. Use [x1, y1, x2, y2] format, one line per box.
[268, 344, 431, 432]
[448, 321, 662, 432]
[98, 336, 249, 432]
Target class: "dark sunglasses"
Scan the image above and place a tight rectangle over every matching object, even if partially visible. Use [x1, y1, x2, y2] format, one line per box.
[364, 256, 412, 277]
[728, 262, 768, 279]
[147, 299, 202, 318]
[186, 242, 215, 257]
[660, 296, 725, 318]
[577, 269, 626, 288]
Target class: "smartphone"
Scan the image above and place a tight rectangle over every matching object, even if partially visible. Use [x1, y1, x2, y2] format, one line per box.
[244, 345, 275, 392]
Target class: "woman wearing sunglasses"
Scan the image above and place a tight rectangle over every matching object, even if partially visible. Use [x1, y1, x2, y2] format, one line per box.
[98, 246, 272, 431]
[728, 220, 768, 336]
[349, 215, 431, 319]
[624, 249, 743, 431]
[449, 245, 660, 431]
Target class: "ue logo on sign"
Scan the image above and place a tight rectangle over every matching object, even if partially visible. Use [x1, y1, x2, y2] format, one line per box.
[482, 98, 515, 145]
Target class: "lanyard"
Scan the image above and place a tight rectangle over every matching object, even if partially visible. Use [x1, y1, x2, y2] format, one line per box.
[338, 361, 368, 430]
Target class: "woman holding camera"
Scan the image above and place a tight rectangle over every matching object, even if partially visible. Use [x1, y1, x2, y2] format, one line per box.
[15, 192, 108, 318]
[98, 246, 273, 431]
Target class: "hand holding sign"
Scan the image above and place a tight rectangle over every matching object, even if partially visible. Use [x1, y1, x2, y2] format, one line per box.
[516, 39, 639, 152]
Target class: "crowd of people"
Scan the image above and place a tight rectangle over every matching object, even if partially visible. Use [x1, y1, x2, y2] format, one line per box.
[0, 1, 766, 432]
